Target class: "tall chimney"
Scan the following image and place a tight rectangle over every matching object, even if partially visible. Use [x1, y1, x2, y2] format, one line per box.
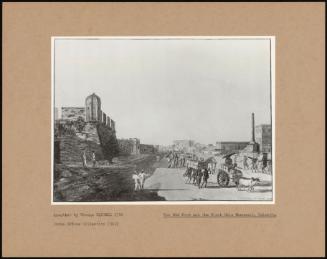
[251, 113, 255, 142]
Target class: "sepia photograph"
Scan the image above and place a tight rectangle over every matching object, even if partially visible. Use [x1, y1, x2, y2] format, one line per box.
[52, 36, 275, 203]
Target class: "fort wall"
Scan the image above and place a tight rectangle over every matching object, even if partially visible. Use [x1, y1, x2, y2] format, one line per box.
[61, 107, 85, 121]
[55, 93, 155, 163]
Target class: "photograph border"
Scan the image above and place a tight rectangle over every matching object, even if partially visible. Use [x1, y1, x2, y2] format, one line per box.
[51, 36, 276, 205]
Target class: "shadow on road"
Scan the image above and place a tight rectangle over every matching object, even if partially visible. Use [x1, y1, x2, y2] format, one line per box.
[146, 188, 188, 191]
[205, 185, 236, 189]
[248, 189, 272, 193]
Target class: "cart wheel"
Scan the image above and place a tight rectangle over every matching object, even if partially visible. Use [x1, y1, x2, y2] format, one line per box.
[217, 170, 229, 186]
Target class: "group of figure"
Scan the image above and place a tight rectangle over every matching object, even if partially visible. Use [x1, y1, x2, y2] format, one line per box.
[184, 167, 210, 189]
[132, 170, 148, 191]
[167, 152, 186, 168]
[81, 150, 96, 168]
[243, 155, 270, 173]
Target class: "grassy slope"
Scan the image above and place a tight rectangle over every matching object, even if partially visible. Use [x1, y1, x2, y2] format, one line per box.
[54, 155, 166, 202]
[59, 135, 104, 164]
[54, 133, 166, 201]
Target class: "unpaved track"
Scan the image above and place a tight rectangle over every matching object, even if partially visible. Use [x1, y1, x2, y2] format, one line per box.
[144, 168, 273, 201]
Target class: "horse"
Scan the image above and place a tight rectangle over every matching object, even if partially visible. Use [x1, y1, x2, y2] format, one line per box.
[191, 169, 198, 185]
[183, 167, 193, 183]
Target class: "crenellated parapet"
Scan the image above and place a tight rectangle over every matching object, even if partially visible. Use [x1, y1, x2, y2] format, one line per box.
[106, 116, 111, 128]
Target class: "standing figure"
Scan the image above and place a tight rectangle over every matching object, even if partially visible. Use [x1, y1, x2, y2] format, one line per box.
[251, 158, 258, 173]
[233, 155, 238, 166]
[81, 150, 87, 168]
[175, 154, 179, 168]
[201, 168, 209, 188]
[92, 151, 96, 168]
[139, 170, 147, 190]
[186, 168, 193, 183]
[208, 163, 213, 174]
[197, 169, 204, 189]
[132, 171, 141, 191]
[225, 156, 233, 171]
[243, 156, 249, 169]
[192, 169, 197, 185]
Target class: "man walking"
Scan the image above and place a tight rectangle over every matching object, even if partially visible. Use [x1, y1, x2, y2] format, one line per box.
[92, 151, 96, 168]
[132, 171, 141, 191]
[81, 150, 87, 168]
[251, 158, 258, 173]
[201, 168, 209, 188]
[243, 156, 249, 169]
[197, 169, 204, 189]
[138, 170, 147, 190]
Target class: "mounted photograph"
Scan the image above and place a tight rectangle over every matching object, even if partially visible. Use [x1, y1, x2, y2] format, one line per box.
[52, 36, 275, 204]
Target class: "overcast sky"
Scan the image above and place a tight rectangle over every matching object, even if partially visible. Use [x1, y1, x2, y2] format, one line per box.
[54, 38, 272, 145]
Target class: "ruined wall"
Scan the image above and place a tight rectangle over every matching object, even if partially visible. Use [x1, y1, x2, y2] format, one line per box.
[106, 116, 111, 128]
[102, 112, 107, 125]
[54, 94, 122, 164]
[118, 138, 140, 156]
[61, 107, 85, 121]
[82, 122, 101, 144]
[53, 120, 104, 164]
[110, 119, 115, 131]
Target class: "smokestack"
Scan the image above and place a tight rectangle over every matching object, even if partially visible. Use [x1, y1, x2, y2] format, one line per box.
[251, 113, 255, 142]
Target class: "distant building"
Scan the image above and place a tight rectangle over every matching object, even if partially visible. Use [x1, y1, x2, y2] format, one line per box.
[118, 138, 140, 155]
[173, 140, 195, 152]
[255, 124, 272, 153]
[215, 141, 249, 152]
[157, 145, 169, 152]
[140, 144, 157, 154]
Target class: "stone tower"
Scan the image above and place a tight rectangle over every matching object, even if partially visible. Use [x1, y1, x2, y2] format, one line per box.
[85, 93, 101, 122]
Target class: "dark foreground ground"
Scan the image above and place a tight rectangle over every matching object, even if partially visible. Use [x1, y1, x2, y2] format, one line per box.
[53, 154, 167, 202]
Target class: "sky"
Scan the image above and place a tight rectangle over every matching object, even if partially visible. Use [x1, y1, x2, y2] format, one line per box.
[54, 38, 272, 146]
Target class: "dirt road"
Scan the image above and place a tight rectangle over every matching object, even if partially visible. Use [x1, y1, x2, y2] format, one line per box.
[144, 167, 273, 201]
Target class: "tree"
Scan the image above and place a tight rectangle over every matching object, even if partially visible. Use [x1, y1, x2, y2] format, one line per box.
[96, 123, 119, 163]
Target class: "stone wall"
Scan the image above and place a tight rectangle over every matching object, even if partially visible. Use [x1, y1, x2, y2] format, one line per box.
[61, 107, 85, 121]
[79, 122, 101, 144]
[102, 112, 107, 125]
[110, 119, 115, 131]
[55, 94, 121, 163]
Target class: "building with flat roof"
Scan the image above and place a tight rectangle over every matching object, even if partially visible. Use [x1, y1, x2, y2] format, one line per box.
[255, 124, 272, 153]
[215, 141, 249, 152]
